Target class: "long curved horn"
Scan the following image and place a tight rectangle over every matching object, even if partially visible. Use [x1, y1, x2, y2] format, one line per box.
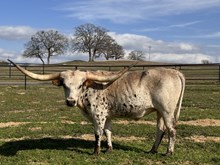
[8, 59, 60, 81]
[86, 62, 138, 82]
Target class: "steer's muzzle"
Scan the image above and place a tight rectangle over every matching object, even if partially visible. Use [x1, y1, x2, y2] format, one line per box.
[66, 100, 76, 107]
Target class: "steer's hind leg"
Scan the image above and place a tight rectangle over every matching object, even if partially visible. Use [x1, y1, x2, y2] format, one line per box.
[162, 112, 176, 156]
[104, 119, 113, 153]
[94, 127, 103, 155]
[149, 112, 166, 154]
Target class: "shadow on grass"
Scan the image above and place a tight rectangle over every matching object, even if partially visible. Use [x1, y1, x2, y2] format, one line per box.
[0, 138, 145, 156]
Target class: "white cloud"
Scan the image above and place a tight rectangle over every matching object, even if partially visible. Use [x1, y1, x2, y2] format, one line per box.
[0, 26, 36, 40]
[142, 21, 202, 32]
[109, 32, 154, 50]
[179, 43, 197, 51]
[152, 53, 214, 64]
[59, 0, 220, 23]
[195, 32, 220, 38]
[0, 48, 16, 59]
[109, 32, 198, 52]
[109, 32, 217, 63]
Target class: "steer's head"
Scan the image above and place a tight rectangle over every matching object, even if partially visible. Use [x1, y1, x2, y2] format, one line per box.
[8, 59, 132, 107]
[52, 70, 87, 107]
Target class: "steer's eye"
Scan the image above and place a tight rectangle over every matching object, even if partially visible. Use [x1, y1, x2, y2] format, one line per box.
[63, 83, 68, 89]
[78, 84, 82, 89]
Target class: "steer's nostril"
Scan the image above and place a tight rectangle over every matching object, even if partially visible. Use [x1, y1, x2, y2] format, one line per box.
[66, 100, 75, 107]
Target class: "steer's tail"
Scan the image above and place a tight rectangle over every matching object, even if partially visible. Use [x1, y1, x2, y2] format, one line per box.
[175, 72, 185, 122]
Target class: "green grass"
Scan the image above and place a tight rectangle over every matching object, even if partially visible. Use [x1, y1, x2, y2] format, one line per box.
[0, 84, 220, 164]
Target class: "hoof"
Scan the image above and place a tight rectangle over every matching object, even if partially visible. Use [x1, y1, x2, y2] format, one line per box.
[105, 146, 113, 154]
[162, 151, 173, 156]
[93, 146, 100, 156]
[147, 149, 158, 154]
[92, 151, 100, 156]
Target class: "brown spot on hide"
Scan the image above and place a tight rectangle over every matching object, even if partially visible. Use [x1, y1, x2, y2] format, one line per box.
[52, 79, 62, 86]
[83, 79, 94, 87]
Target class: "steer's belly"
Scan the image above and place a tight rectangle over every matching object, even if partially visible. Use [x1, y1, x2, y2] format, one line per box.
[110, 104, 153, 119]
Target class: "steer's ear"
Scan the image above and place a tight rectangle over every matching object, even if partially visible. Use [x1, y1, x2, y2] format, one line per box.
[83, 79, 94, 87]
[52, 79, 62, 86]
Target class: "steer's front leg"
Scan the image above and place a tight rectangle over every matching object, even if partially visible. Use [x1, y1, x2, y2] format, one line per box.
[93, 116, 106, 155]
[94, 134, 101, 155]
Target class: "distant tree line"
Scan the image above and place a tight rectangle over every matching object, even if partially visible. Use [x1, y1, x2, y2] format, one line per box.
[22, 23, 146, 64]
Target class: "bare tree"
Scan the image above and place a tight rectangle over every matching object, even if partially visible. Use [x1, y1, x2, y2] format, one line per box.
[111, 42, 125, 60]
[128, 50, 145, 61]
[201, 59, 211, 64]
[23, 30, 68, 64]
[96, 36, 125, 60]
[71, 23, 121, 62]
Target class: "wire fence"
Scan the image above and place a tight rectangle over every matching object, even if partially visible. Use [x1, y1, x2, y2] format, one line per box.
[0, 62, 220, 89]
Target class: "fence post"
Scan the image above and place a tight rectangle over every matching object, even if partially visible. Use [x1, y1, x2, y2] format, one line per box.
[9, 63, 12, 78]
[42, 63, 45, 74]
[24, 65, 27, 90]
[219, 64, 220, 83]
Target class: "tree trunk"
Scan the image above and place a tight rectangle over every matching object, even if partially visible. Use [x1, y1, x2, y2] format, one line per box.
[91, 49, 96, 62]
[47, 50, 51, 64]
[88, 50, 92, 62]
[39, 57, 45, 74]
[47, 56, 50, 64]
[39, 56, 45, 65]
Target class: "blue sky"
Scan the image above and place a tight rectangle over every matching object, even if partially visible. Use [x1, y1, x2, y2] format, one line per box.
[1, 0, 220, 63]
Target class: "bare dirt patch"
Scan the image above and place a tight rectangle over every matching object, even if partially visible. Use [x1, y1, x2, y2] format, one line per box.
[0, 122, 30, 128]
[114, 119, 220, 127]
[60, 120, 76, 124]
[178, 119, 220, 127]
[0, 134, 219, 143]
[0, 134, 146, 143]
[114, 120, 156, 125]
[17, 91, 26, 95]
[0, 119, 219, 143]
[7, 109, 35, 114]
[80, 121, 89, 125]
[0, 119, 219, 129]
[186, 135, 220, 143]
[28, 127, 42, 131]
[75, 134, 146, 142]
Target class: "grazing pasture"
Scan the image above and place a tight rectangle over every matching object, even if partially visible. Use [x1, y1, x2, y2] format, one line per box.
[0, 61, 219, 164]
[0, 85, 219, 164]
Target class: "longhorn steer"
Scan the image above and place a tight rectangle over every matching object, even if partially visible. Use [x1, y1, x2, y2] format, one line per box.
[8, 60, 185, 156]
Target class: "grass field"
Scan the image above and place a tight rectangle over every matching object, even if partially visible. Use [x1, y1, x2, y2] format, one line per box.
[0, 83, 219, 164]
